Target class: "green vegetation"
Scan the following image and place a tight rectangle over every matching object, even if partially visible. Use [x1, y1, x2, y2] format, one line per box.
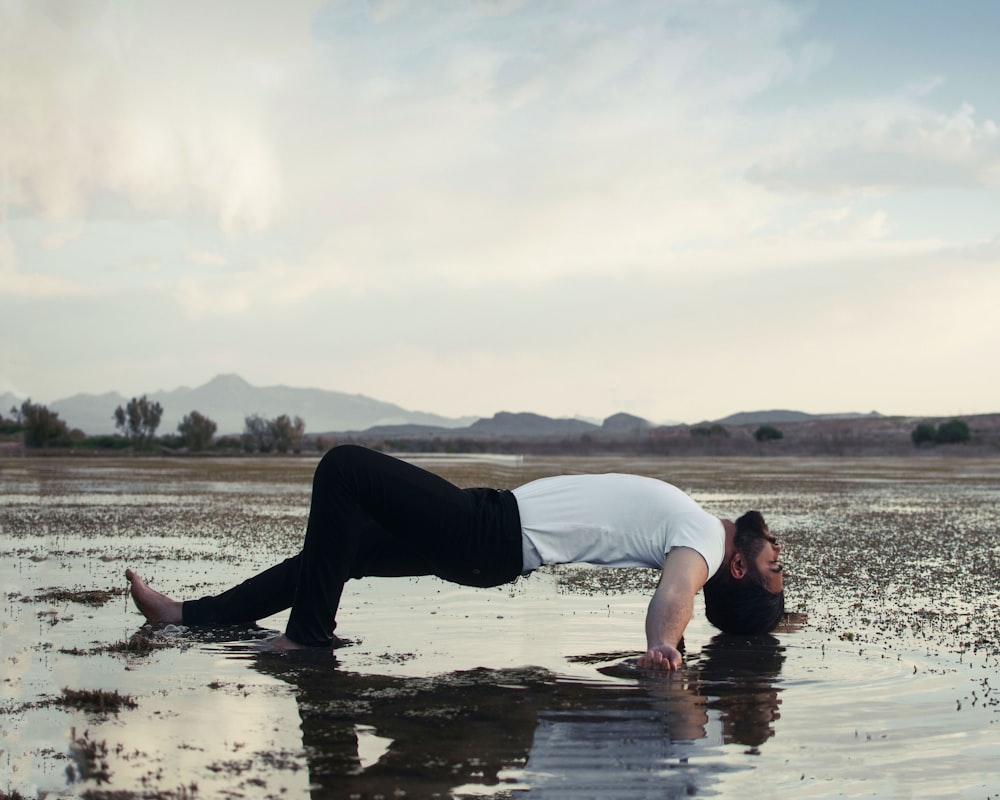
[912, 418, 970, 446]
[936, 418, 970, 444]
[754, 424, 784, 442]
[910, 422, 937, 446]
[73, 434, 132, 450]
[0, 411, 23, 435]
[114, 395, 163, 450]
[1, 393, 988, 457]
[4, 397, 306, 455]
[690, 424, 729, 438]
[242, 413, 305, 453]
[272, 413, 306, 453]
[10, 399, 71, 447]
[178, 410, 218, 451]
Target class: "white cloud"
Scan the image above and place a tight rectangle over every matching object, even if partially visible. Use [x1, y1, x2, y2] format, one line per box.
[783, 204, 891, 244]
[0, 0, 316, 232]
[746, 100, 1000, 194]
[258, 2, 831, 290]
[3, 0, 824, 294]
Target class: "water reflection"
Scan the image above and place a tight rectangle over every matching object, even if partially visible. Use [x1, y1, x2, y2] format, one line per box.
[248, 631, 788, 798]
[690, 633, 787, 749]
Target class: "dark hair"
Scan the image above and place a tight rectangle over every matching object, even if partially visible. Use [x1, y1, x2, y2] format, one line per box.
[703, 511, 784, 635]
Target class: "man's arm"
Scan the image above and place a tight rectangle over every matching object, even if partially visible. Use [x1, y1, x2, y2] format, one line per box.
[637, 547, 709, 671]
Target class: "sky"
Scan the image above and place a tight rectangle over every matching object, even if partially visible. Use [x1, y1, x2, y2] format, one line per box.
[2, 0, 999, 424]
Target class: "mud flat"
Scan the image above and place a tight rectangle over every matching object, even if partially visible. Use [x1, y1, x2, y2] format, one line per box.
[2, 454, 999, 798]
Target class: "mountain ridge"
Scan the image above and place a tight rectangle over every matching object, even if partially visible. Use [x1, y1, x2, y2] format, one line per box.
[3, 375, 889, 437]
[6, 374, 475, 436]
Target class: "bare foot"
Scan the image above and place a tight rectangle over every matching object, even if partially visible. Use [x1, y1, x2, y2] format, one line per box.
[125, 569, 183, 625]
[263, 634, 310, 652]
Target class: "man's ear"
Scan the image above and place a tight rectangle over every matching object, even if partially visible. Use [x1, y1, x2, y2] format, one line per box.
[729, 551, 749, 580]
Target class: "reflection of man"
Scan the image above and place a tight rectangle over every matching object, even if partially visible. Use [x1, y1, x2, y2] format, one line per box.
[250, 632, 788, 797]
[689, 633, 788, 748]
[127, 446, 784, 669]
[527, 635, 789, 794]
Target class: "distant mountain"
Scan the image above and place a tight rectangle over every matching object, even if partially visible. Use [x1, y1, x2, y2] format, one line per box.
[711, 409, 884, 426]
[602, 412, 653, 435]
[42, 374, 475, 435]
[3, 377, 888, 440]
[469, 411, 598, 437]
[357, 410, 654, 439]
[49, 391, 127, 434]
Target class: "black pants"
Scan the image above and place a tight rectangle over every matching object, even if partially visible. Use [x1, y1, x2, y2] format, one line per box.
[182, 445, 524, 646]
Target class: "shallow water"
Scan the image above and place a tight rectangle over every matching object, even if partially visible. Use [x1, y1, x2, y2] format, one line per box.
[1, 454, 998, 798]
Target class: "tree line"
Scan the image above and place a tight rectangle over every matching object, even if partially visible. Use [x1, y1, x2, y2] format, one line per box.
[2, 396, 310, 454]
[1, 397, 982, 456]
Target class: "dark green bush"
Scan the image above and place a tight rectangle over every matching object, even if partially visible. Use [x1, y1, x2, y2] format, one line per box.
[0, 414, 23, 435]
[754, 425, 783, 442]
[911, 423, 937, 446]
[14, 400, 70, 447]
[72, 435, 131, 450]
[911, 419, 970, 446]
[935, 419, 970, 444]
[690, 424, 729, 438]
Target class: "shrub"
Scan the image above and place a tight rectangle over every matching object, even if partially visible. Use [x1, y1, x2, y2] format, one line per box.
[0, 413, 23, 435]
[690, 424, 729, 438]
[935, 419, 970, 444]
[911, 423, 937, 446]
[911, 419, 971, 447]
[14, 400, 70, 447]
[113, 396, 163, 449]
[74, 435, 131, 450]
[754, 425, 783, 442]
[178, 410, 217, 451]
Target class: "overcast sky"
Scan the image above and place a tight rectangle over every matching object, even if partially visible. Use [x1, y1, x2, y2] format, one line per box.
[2, 0, 998, 424]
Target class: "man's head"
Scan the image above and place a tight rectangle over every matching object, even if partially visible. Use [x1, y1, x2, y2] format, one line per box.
[703, 510, 784, 635]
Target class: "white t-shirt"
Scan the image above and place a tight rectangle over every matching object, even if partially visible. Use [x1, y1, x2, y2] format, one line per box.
[512, 473, 725, 577]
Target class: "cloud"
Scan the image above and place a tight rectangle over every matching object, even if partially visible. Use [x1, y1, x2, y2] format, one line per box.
[746, 100, 1000, 194]
[263, 1, 827, 289]
[8, 1, 997, 421]
[3, 0, 825, 295]
[1, 0, 317, 233]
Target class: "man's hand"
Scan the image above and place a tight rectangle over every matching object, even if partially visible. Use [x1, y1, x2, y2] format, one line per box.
[637, 644, 683, 671]
[642, 547, 708, 671]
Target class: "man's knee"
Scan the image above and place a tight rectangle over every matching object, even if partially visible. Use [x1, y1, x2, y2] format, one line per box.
[314, 444, 378, 487]
[319, 444, 367, 466]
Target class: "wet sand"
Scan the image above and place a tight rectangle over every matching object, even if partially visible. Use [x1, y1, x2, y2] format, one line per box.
[1, 454, 998, 798]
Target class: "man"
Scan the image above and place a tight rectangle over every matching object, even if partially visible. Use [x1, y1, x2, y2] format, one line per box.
[126, 445, 784, 670]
